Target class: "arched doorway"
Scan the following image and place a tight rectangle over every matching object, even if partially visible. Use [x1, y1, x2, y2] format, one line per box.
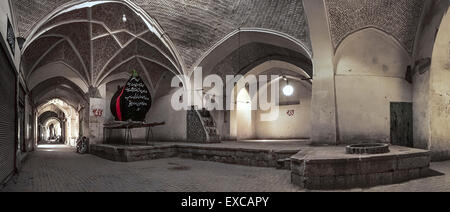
[36, 99, 80, 147]
[230, 60, 312, 141]
[195, 29, 313, 142]
[37, 111, 61, 143]
[43, 118, 63, 144]
[426, 6, 450, 160]
[333, 28, 412, 144]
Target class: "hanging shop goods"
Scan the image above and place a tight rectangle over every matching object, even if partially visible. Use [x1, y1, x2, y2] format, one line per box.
[111, 70, 152, 122]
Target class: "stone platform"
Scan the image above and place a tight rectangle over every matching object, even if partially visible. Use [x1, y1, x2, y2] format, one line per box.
[90, 140, 304, 169]
[290, 145, 431, 190]
[90, 141, 432, 190]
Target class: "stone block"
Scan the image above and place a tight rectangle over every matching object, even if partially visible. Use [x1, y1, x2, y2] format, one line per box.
[392, 170, 410, 183]
[397, 156, 430, 170]
[368, 172, 393, 186]
[291, 173, 305, 188]
[290, 160, 305, 175]
[305, 176, 337, 190]
[359, 159, 396, 174]
[407, 168, 421, 180]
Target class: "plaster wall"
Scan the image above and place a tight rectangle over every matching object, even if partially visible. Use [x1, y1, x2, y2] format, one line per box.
[236, 89, 255, 140]
[255, 104, 311, 140]
[303, 0, 337, 144]
[88, 85, 106, 144]
[335, 28, 412, 144]
[255, 80, 312, 140]
[429, 8, 450, 161]
[230, 78, 312, 140]
[412, 1, 449, 154]
[144, 90, 187, 141]
[224, 61, 313, 141]
[413, 70, 430, 149]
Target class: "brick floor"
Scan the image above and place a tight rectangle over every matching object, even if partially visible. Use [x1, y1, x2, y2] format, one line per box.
[2, 144, 450, 192]
[1, 145, 299, 192]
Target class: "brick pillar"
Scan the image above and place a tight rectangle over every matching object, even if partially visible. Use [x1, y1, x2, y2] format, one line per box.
[428, 8, 450, 160]
[87, 85, 106, 144]
[303, 0, 337, 145]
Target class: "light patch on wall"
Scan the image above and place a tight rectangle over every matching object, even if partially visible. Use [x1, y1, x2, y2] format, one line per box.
[236, 89, 253, 140]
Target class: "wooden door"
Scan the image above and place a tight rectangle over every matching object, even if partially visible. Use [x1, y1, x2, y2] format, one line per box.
[390, 102, 413, 147]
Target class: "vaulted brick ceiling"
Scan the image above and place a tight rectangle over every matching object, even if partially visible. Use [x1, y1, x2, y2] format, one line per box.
[13, 0, 312, 73]
[325, 0, 426, 54]
[31, 77, 88, 108]
[21, 1, 179, 94]
[14, 0, 427, 93]
[38, 111, 61, 125]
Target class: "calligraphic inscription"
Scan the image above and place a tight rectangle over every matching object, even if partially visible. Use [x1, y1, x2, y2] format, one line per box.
[111, 71, 152, 121]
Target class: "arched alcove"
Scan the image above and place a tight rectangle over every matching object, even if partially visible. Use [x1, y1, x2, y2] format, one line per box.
[334, 28, 412, 144]
[36, 99, 80, 146]
[42, 118, 63, 142]
[229, 60, 312, 141]
[195, 29, 313, 142]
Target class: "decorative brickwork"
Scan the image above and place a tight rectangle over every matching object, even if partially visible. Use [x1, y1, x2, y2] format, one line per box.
[13, 0, 312, 69]
[212, 42, 313, 77]
[325, 0, 425, 54]
[136, 0, 312, 68]
[21, 2, 178, 94]
[12, 0, 73, 37]
[187, 109, 207, 143]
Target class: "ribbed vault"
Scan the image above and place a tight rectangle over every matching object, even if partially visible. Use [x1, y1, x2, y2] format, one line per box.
[38, 111, 61, 125]
[13, 0, 312, 71]
[21, 1, 181, 99]
[31, 77, 87, 109]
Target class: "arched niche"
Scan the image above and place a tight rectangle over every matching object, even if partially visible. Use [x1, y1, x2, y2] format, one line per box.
[229, 60, 312, 141]
[194, 30, 312, 142]
[334, 28, 412, 144]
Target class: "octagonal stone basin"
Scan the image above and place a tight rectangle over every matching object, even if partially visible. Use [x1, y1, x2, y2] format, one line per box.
[346, 143, 390, 155]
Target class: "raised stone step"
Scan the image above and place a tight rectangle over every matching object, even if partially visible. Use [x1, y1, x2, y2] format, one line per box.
[290, 146, 431, 190]
[276, 158, 292, 170]
[90, 143, 301, 169]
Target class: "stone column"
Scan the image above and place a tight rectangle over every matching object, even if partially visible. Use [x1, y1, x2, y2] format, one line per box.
[303, 0, 337, 145]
